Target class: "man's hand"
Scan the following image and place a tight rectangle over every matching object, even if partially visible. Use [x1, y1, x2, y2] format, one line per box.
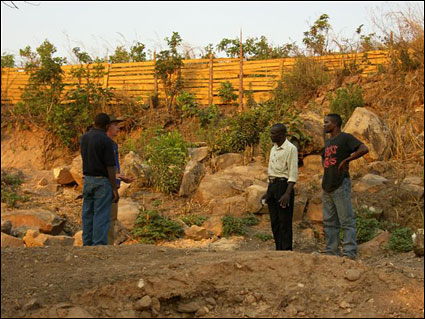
[117, 173, 135, 184]
[112, 190, 120, 203]
[260, 193, 269, 205]
[338, 159, 348, 174]
[279, 193, 291, 208]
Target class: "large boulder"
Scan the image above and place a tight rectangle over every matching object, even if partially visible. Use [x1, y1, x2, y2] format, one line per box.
[343, 107, 392, 162]
[209, 195, 247, 217]
[1, 209, 66, 235]
[69, 155, 83, 189]
[299, 111, 325, 155]
[358, 231, 390, 257]
[23, 229, 75, 247]
[53, 167, 75, 185]
[211, 153, 244, 172]
[179, 160, 206, 197]
[117, 198, 141, 230]
[352, 174, 389, 193]
[245, 185, 267, 214]
[1, 232, 25, 248]
[413, 229, 424, 257]
[189, 147, 209, 162]
[300, 155, 323, 175]
[184, 225, 212, 241]
[121, 151, 151, 184]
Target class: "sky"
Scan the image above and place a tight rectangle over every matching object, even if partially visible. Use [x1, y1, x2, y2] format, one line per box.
[1, 1, 422, 65]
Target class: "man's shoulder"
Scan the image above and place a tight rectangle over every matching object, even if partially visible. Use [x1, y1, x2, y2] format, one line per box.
[286, 140, 298, 150]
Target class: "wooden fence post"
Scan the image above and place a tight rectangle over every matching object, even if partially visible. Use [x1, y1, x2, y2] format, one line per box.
[209, 53, 213, 106]
[154, 51, 158, 96]
[238, 29, 244, 112]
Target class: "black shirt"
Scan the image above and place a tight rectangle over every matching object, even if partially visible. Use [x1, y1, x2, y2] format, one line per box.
[321, 132, 362, 192]
[80, 128, 116, 178]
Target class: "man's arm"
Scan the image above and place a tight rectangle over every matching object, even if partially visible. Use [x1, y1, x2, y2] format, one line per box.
[338, 144, 369, 172]
[107, 166, 119, 203]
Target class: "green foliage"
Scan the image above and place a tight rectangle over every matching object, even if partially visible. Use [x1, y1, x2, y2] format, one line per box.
[221, 214, 260, 237]
[155, 32, 184, 111]
[1, 53, 15, 68]
[145, 130, 188, 193]
[356, 216, 380, 244]
[176, 91, 199, 118]
[255, 233, 273, 242]
[1, 171, 28, 208]
[132, 209, 184, 244]
[109, 42, 147, 64]
[218, 81, 238, 104]
[387, 227, 414, 252]
[302, 13, 331, 55]
[181, 214, 208, 227]
[329, 84, 364, 125]
[281, 57, 331, 102]
[198, 104, 219, 127]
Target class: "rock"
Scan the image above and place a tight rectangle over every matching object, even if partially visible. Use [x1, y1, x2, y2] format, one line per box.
[189, 147, 209, 162]
[358, 231, 390, 257]
[344, 269, 361, 281]
[1, 220, 12, 234]
[22, 298, 40, 311]
[1, 232, 25, 248]
[402, 176, 423, 186]
[293, 196, 307, 221]
[1, 209, 66, 235]
[343, 107, 391, 162]
[339, 301, 351, 309]
[23, 229, 75, 247]
[64, 307, 93, 318]
[209, 195, 246, 217]
[305, 196, 323, 223]
[69, 155, 83, 189]
[38, 177, 49, 186]
[184, 225, 211, 241]
[117, 199, 141, 230]
[73, 230, 83, 247]
[134, 296, 152, 311]
[121, 151, 151, 185]
[177, 301, 200, 313]
[202, 216, 223, 237]
[367, 161, 389, 175]
[178, 160, 206, 197]
[413, 229, 424, 257]
[211, 153, 244, 171]
[245, 184, 267, 213]
[151, 297, 161, 313]
[353, 174, 388, 193]
[300, 155, 323, 174]
[53, 167, 75, 185]
[299, 111, 325, 155]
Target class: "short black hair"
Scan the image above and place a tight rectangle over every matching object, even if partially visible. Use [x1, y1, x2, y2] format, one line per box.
[271, 123, 287, 134]
[94, 113, 110, 129]
[326, 114, 343, 128]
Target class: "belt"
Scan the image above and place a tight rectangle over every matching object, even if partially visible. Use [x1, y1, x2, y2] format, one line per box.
[268, 176, 288, 183]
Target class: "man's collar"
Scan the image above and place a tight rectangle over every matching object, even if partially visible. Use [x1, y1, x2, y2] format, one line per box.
[274, 138, 288, 149]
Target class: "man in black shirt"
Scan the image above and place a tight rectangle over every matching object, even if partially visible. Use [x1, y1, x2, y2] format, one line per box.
[80, 113, 119, 246]
[322, 114, 369, 259]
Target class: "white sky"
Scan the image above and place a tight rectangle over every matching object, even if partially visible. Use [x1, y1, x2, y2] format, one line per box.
[1, 1, 422, 65]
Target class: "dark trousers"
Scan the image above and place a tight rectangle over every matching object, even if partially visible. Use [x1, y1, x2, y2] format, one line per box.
[266, 179, 295, 251]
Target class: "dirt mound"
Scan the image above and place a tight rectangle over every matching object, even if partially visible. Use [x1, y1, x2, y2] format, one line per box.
[1, 245, 423, 318]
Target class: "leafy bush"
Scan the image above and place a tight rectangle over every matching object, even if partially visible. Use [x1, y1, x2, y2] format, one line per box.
[329, 84, 364, 125]
[1, 171, 28, 208]
[181, 214, 208, 227]
[255, 233, 273, 242]
[176, 91, 199, 118]
[218, 81, 238, 104]
[356, 216, 380, 244]
[145, 130, 188, 193]
[132, 209, 184, 244]
[387, 227, 414, 252]
[221, 214, 260, 237]
[198, 104, 219, 127]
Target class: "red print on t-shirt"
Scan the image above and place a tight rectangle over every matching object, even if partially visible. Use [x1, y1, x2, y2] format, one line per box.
[324, 145, 338, 168]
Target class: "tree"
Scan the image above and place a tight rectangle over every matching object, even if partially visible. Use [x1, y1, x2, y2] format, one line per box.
[302, 14, 331, 56]
[109, 42, 147, 63]
[1, 53, 15, 68]
[155, 32, 184, 112]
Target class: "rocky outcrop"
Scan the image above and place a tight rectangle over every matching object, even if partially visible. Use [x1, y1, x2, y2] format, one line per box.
[179, 160, 206, 197]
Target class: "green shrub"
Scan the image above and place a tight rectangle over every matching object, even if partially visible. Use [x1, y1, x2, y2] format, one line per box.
[221, 214, 260, 237]
[387, 227, 414, 252]
[145, 130, 188, 193]
[218, 81, 238, 104]
[176, 91, 199, 118]
[329, 84, 364, 125]
[132, 209, 184, 244]
[356, 216, 380, 244]
[241, 213, 260, 226]
[255, 233, 273, 242]
[198, 104, 219, 127]
[181, 214, 208, 227]
[1, 171, 28, 208]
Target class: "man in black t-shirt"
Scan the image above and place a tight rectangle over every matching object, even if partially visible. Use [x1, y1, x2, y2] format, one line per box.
[321, 114, 369, 259]
[80, 113, 119, 246]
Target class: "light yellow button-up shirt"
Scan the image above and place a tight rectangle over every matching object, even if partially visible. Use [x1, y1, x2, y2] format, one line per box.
[268, 139, 298, 183]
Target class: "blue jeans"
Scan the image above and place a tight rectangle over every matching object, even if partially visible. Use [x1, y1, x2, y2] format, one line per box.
[82, 176, 112, 246]
[322, 178, 357, 259]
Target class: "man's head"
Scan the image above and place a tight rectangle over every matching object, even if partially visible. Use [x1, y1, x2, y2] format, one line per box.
[270, 123, 287, 146]
[94, 113, 110, 130]
[324, 113, 342, 133]
[107, 114, 124, 139]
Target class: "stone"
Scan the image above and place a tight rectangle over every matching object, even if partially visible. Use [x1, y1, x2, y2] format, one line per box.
[69, 155, 83, 189]
[23, 229, 75, 247]
[134, 296, 152, 311]
[202, 216, 223, 237]
[299, 111, 325, 155]
[121, 151, 151, 184]
[305, 197, 323, 223]
[1, 220, 12, 234]
[2, 209, 66, 235]
[352, 174, 388, 193]
[211, 153, 244, 171]
[184, 225, 211, 241]
[300, 155, 323, 174]
[245, 184, 267, 214]
[358, 231, 390, 257]
[209, 195, 246, 217]
[176, 301, 199, 313]
[344, 269, 361, 281]
[53, 167, 75, 185]
[1, 232, 25, 248]
[178, 160, 206, 197]
[73, 230, 83, 247]
[117, 199, 141, 230]
[38, 177, 49, 186]
[189, 147, 209, 162]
